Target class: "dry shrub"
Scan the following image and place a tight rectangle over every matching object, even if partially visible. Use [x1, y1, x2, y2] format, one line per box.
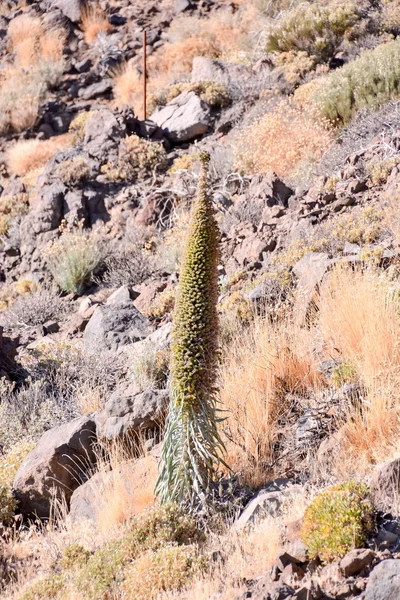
[6, 136, 70, 176]
[219, 318, 322, 487]
[235, 99, 333, 178]
[80, 5, 112, 44]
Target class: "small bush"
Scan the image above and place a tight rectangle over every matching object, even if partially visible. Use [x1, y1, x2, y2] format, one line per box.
[333, 208, 383, 245]
[0, 193, 29, 237]
[8, 14, 66, 67]
[301, 482, 374, 563]
[76, 540, 125, 599]
[103, 228, 156, 288]
[6, 136, 70, 176]
[60, 544, 90, 570]
[131, 342, 169, 391]
[69, 110, 97, 144]
[170, 154, 200, 175]
[0, 485, 17, 525]
[315, 39, 400, 125]
[122, 545, 206, 600]
[3, 287, 69, 327]
[150, 80, 230, 112]
[146, 289, 176, 318]
[266, 1, 361, 63]
[54, 156, 91, 185]
[235, 99, 332, 177]
[21, 575, 65, 600]
[331, 359, 358, 387]
[44, 222, 107, 295]
[101, 135, 167, 182]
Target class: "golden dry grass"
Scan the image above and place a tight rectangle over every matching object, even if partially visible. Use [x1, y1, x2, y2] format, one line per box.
[317, 266, 400, 471]
[80, 5, 112, 44]
[235, 98, 333, 178]
[6, 135, 71, 177]
[219, 318, 322, 487]
[8, 14, 66, 67]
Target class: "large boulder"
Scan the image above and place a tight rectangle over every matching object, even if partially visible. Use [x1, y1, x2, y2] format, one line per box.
[45, 0, 85, 23]
[69, 456, 157, 522]
[96, 386, 168, 442]
[365, 559, 400, 600]
[83, 302, 153, 352]
[13, 416, 97, 519]
[83, 109, 124, 160]
[370, 459, 400, 514]
[150, 91, 211, 143]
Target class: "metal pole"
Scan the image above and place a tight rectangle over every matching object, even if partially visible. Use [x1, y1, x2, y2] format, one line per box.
[143, 30, 147, 121]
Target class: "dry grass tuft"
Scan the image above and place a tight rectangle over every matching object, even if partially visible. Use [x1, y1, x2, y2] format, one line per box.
[219, 318, 322, 487]
[6, 135, 71, 176]
[80, 5, 112, 44]
[8, 14, 66, 67]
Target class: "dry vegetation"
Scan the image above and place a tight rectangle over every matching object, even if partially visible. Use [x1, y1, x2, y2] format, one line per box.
[80, 5, 113, 44]
[6, 136, 71, 177]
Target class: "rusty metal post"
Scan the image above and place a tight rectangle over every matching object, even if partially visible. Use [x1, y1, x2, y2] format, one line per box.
[143, 30, 147, 121]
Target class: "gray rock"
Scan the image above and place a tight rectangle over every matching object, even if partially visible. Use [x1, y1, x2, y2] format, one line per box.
[365, 559, 400, 600]
[79, 79, 113, 101]
[69, 456, 156, 522]
[174, 0, 192, 13]
[371, 459, 400, 514]
[83, 302, 153, 352]
[83, 109, 123, 159]
[150, 91, 211, 143]
[293, 252, 332, 326]
[234, 480, 301, 529]
[45, 0, 84, 22]
[13, 416, 97, 519]
[294, 581, 322, 600]
[75, 58, 92, 73]
[340, 549, 375, 577]
[96, 387, 168, 442]
[106, 286, 140, 305]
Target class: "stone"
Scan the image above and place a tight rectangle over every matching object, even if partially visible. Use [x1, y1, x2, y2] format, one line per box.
[174, 0, 192, 13]
[252, 579, 294, 600]
[293, 252, 332, 326]
[13, 416, 97, 519]
[365, 559, 400, 600]
[106, 286, 140, 305]
[375, 529, 399, 550]
[96, 387, 169, 442]
[340, 549, 375, 577]
[69, 456, 157, 522]
[83, 302, 153, 352]
[233, 233, 274, 266]
[79, 80, 113, 101]
[75, 58, 92, 73]
[294, 581, 323, 600]
[276, 552, 302, 571]
[150, 91, 211, 143]
[249, 172, 294, 208]
[45, 0, 84, 22]
[343, 241, 361, 255]
[84, 109, 123, 160]
[234, 480, 301, 529]
[371, 459, 400, 513]
[280, 563, 305, 586]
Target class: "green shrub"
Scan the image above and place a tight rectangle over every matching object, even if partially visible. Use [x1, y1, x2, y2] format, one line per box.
[44, 224, 106, 295]
[60, 544, 90, 570]
[301, 482, 374, 563]
[331, 359, 357, 387]
[315, 39, 400, 125]
[155, 153, 227, 506]
[21, 575, 65, 600]
[266, 1, 361, 63]
[100, 135, 167, 182]
[122, 545, 206, 600]
[150, 81, 230, 112]
[0, 484, 17, 525]
[55, 156, 91, 185]
[76, 540, 125, 600]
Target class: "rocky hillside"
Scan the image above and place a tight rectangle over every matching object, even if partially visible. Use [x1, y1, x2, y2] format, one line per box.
[2, 0, 400, 599]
